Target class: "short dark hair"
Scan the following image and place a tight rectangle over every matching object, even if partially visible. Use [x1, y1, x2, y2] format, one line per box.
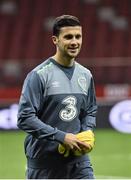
[53, 15, 81, 36]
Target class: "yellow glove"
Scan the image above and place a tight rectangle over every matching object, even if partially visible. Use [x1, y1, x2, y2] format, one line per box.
[73, 130, 95, 156]
[58, 130, 95, 157]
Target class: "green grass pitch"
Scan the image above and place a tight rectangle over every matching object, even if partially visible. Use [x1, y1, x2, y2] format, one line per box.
[0, 129, 131, 179]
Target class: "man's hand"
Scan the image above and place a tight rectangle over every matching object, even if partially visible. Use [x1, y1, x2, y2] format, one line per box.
[64, 133, 90, 151]
[58, 133, 90, 157]
[73, 130, 95, 156]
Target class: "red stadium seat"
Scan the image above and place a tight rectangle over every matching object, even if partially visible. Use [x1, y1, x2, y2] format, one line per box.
[0, 0, 131, 86]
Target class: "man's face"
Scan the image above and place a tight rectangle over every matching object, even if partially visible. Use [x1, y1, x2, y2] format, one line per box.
[53, 26, 82, 59]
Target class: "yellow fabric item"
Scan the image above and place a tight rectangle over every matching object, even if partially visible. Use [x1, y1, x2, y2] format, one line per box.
[58, 144, 70, 157]
[74, 130, 95, 156]
[58, 130, 95, 157]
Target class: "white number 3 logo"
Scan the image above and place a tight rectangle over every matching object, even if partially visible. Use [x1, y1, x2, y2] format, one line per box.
[59, 96, 78, 122]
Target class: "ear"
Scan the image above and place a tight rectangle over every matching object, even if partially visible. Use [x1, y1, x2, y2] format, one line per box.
[52, 36, 58, 45]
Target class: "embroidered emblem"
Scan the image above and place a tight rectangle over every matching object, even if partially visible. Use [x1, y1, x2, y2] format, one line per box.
[78, 76, 87, 94]
[51, 81, 60, 88]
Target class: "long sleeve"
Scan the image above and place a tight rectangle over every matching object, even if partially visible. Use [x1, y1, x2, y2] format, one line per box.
[17, 71, 66, 143]
[81, 76, 97, 131]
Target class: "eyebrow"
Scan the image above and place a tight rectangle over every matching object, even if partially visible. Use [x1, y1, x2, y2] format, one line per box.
[64, 34, 82, 38]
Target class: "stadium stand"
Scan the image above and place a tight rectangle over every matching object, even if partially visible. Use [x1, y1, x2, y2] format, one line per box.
[0, 0, 131, 87]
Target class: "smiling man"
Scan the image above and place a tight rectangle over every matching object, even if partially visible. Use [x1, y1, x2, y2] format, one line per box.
[17, 15, 97, 179]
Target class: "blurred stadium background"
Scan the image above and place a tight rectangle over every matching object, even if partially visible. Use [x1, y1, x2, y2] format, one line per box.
[0, 0, 131, 179]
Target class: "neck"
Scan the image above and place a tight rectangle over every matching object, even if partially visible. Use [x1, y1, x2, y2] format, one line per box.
[52, 54, 74, 67]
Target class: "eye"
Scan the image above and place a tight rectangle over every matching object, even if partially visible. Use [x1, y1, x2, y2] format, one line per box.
[75, 34, 81, 39]
[64, 34, 73, 40]
[63, 34, 82, 40]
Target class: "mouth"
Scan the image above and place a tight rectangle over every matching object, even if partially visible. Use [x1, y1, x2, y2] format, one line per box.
[68, 48, 79, 53]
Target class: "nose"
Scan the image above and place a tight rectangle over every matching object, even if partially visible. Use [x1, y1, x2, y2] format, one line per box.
[70, 37, 78, 46]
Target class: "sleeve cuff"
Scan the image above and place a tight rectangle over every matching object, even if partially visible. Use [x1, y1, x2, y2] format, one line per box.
[54, 130, 66, 143]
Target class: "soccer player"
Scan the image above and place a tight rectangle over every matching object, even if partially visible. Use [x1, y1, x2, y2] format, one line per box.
[17, 15, 97, 179]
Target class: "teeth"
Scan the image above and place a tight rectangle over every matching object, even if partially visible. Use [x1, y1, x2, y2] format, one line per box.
[69, 48, 77, 50]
